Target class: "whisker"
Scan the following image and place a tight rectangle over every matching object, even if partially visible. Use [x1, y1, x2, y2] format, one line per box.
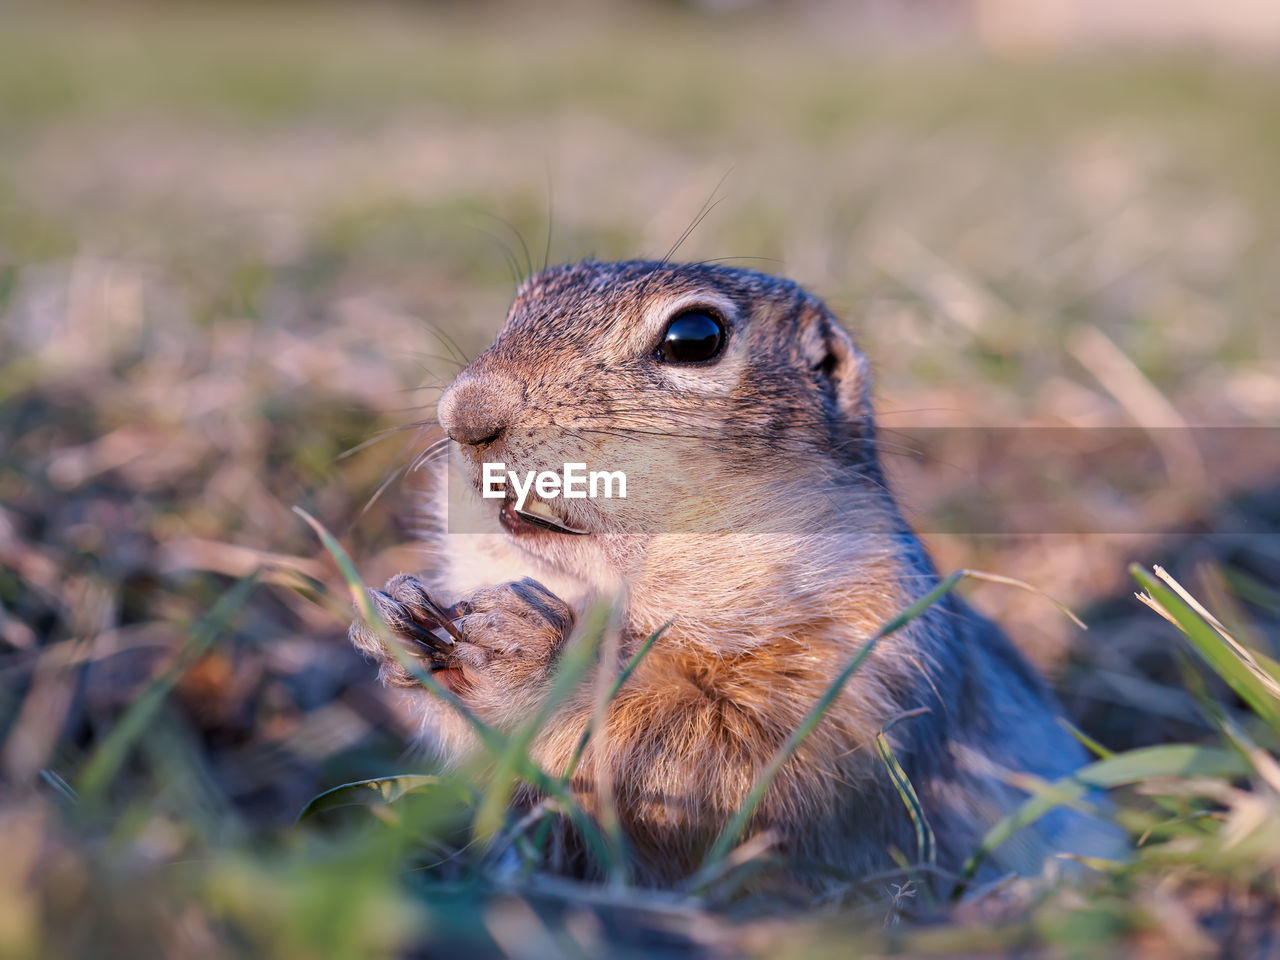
[662, 167, 733, 264]
[410, 437, 453, 473]
[469, 223, 524, 295]
[420, 320, 470, 368]
[359, 429, 434, 516]
[360, 461, 409, 517]
[337, 424, 421, 462]
[359, 402, 442, 418]
[542, 163, 554, 273]
[404, 351, 467, 372]
[684, 255, 784, 270]
[480, 211, 533, 284]
[662, 198, 723, 265]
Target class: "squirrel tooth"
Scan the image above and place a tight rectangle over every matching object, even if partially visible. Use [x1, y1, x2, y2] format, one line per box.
[522, 500, 556, 520]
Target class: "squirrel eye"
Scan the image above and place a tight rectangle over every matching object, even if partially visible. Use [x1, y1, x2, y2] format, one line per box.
[656, 311, 725, 364]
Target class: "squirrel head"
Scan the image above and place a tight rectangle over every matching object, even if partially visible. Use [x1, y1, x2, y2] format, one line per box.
[434, 260, 892, 595]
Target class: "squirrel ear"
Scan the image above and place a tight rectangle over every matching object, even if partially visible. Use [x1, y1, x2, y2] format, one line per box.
[802, 307, 872, 424]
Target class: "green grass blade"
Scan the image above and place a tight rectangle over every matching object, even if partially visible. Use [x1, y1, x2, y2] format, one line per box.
[1132, 564, 1280, 732]
[875, 711, 937, 867]
[1221, 566, 1280, 616]
[293, 506, 508, 755]
[561, 622, 665, 783]
[960, 743, 1249, 883]
[297, 775, 453, 821]
[1075, 743, 1249, 787]
[77, 572, 260, 800]
[294, 507, 616, 871]
[1056, 717, 1114, 760]
[692, 565, 1086, 889]
[691, 569, 969, 890]
[470, 605, 639, 880]
[474, 603, 612, 842]
[1205, 711, 1280, 795]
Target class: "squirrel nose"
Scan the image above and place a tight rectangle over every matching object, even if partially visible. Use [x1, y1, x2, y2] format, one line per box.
[438, 372, 519, 447]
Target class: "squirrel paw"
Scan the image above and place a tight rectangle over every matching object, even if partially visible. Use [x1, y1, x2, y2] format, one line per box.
[442, 578, 575, 700]
[349, 574, 574, 702]
[348, 573, 457, 688]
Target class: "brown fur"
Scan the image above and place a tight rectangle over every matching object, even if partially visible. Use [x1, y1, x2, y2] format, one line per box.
[349, 260, 1119, 891]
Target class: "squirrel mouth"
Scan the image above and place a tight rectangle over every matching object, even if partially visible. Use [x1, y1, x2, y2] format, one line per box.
[498, 497, 589, 536]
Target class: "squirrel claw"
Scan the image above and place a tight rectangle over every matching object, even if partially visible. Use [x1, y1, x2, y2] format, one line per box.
[381, 574, 466, 645]
[367, 586, 453, 659]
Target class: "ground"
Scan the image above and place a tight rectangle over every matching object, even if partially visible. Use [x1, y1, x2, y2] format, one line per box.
[1, 4, 1279, 956]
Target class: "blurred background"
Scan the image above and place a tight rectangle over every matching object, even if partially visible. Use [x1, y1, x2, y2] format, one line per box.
[1, 0, 1278, 955]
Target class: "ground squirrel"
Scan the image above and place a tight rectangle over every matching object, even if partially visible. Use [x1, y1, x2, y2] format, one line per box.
[349, 259, 1117, 891]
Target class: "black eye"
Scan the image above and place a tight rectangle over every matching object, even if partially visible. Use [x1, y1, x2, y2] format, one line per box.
[656, 311, 725, 364]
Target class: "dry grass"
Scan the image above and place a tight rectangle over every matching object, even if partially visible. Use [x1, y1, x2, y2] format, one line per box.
[1, 3, 1279, 956]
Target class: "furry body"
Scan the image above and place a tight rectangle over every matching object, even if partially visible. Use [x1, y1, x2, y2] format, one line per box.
[351, 260, 1115, 889]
